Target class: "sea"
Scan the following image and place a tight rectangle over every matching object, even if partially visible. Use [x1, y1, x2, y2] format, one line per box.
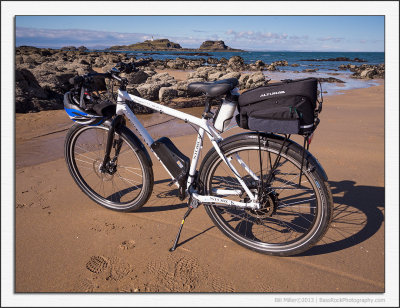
[97, 50, 385, 95]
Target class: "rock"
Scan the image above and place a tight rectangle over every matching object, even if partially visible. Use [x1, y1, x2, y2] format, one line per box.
[15, 68, 62, 113]
[159, 87, 178, 103]
[77, 46, 87, 52]
[219, 72, 241, 80]
[187, 66, 215, 80]
[125, 87, 153, 113]
[186, 77, 207, 83]
[302, 68, 318, 72]
[94, 57, 107, 67]
[291, 63, 299, 67]
[143, 70, 157, 77]
[166, 58, 187, 69]
[148, 72, 176, 86]
[108, 39, 182, 51]
[228, 56, 244, 71]
[16, 55, 24, 64]
[360, 68, 376, 78]
[244, 72, 269, 89]
[238, 74, 249, 89]
[266, 64, 277, 71]
[339, 63, 384, 79]
[60, 46, 77, 51]
[207, 57, 219, 65]
[271, 60, 288, 66]
[208, 71, 225, 81]
[23, 56, 37, 65]
[79, 59, 90, 65]
[318, 77, 345, 83]
[136, 83, 163, 101]
[126, 70, 149, 84]
[255, 60, 265, 67]
[198, 40, 241, 51]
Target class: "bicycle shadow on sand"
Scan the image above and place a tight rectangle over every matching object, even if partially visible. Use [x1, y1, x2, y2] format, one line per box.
[298, 180, 385, 256]
[136, 178, 187, 213]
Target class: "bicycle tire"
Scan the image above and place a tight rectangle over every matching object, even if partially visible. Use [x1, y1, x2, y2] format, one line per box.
[64, 123, 154, 212]
[199, 134, 333, 256]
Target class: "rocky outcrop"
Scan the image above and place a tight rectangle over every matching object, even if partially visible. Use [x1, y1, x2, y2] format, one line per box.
[240, 72, 271, 90]
[198, 40, 243, 51]
[228, 56, 245, 71]
[199, 40, 229, 50]
[302, 68, 318, 73]
[317, 77, 345, 83]
[108, 39, 182, 51]
[16, 68, 63, 113]
[338, 63, 385, 79]
[60, 46, 78, 51]
[271, 60, 288, 66]
[14, 47, 274, 113]
[16, 46, 382, 114]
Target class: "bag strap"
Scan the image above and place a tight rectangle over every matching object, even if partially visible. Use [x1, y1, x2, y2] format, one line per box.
[317, 80, 323, 113]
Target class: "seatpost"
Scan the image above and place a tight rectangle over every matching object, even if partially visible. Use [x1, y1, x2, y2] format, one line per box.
[202, 97, 213, 119]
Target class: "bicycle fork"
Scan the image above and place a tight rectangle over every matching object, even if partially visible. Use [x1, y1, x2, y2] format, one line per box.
[99, 115, 124, 173]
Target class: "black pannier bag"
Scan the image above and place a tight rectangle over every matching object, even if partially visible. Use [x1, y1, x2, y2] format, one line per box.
[236, 78, 321, 135]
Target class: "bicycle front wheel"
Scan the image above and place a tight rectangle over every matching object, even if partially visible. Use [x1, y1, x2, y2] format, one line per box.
[64, 123, 153, 212]
[200, 135, 333, 256]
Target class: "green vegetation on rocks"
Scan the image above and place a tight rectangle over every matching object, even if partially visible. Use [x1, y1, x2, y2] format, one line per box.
[108, 39, 182, 51]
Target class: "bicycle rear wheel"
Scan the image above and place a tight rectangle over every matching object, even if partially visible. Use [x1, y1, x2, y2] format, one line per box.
[64, 123, 153, 212]
[199, 135, 333, 256]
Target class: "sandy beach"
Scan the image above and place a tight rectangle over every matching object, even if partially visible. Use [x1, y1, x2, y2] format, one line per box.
[15, 77, 384, 292]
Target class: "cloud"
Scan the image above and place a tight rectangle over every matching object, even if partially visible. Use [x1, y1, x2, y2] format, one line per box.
[16, 27, 155, 47]
[225, 29, 308, 43]
[15, 27, 223, 49]
[225, 29, 289, 41]
[289, 35, 309, 40]
[317, 36, 344, 43]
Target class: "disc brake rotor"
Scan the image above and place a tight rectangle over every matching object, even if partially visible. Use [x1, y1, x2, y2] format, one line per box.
[93, 159, 114, 181]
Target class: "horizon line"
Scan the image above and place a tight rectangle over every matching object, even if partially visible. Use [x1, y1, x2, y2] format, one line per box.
[15, 44, 384, 53]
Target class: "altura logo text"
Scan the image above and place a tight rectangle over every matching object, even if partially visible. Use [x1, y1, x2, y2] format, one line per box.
[260, 90, 285, 98]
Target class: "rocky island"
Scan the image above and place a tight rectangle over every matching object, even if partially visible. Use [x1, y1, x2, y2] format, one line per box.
[108, 39, 182, 51]
[198, 40, 243, 52]
[108, 39, 244, 52]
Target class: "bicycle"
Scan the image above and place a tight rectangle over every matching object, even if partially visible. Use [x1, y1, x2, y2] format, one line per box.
[63, 61, 333, 256]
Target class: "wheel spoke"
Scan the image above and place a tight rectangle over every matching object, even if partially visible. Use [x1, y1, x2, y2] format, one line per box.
[205, 142, 326, 253]
[68, 125, 146, 208]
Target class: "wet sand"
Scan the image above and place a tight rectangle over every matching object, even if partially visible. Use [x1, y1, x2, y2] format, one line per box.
[15, 83, 384, 293]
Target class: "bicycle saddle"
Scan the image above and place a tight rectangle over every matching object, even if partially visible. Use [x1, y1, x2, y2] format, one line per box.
[188, 78, 238, 97]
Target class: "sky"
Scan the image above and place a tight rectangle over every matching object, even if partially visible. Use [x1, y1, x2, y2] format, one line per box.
[15, 16, 384, 52]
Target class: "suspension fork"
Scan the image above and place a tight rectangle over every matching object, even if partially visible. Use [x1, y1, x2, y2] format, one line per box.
[100, 115, 124, 172]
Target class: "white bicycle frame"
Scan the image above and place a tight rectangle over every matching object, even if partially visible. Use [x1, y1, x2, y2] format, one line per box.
[116, 88, 261, 210]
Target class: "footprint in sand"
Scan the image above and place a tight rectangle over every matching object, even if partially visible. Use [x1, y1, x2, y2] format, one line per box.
[211, 275, 235, 292]
[107, 257, 133, 281]
[119, 240, 136, 250]
[73, 277, 96, 292]
[86, 256, 109, 274]
[146, 254, 203, 292]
